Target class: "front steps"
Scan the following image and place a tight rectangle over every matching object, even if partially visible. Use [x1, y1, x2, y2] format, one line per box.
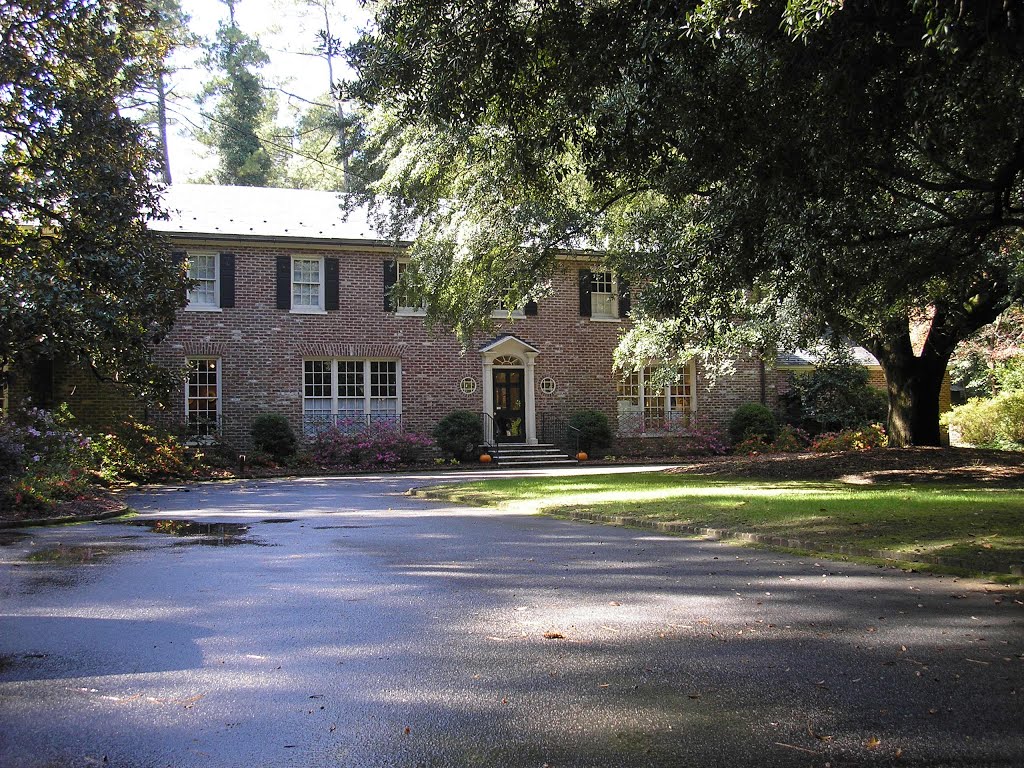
[487, 443, 578, 467]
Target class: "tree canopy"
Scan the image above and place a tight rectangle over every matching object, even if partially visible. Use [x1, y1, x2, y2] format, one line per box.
[0, 0, 185, 401]
[347, 0, 1024, 445]
[197, 0, 277, 186]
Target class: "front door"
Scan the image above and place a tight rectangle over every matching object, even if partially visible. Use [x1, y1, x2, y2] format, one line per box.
[493, 368, 526, 442]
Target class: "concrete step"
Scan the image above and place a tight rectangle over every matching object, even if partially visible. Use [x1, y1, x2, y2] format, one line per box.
[482, 443, 579, 466]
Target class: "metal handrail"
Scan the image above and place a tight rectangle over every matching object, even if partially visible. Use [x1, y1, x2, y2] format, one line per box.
[479, 412, 500, 463]
[538, 413, 582, 456]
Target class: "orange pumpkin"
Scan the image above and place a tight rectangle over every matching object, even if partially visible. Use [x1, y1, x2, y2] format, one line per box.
[576, 451, 588, 461]
[479, 453, 493, 463]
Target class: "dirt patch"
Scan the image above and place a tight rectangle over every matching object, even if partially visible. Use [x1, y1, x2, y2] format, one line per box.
[0, 492, 126, 526]
[665, 447, 1024, 486]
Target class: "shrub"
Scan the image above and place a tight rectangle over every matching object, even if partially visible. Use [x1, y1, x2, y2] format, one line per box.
[91, 417, 202, 483]
[810, 424, 888, 452]
[569, 409, 612, 452]
[728, 403, 777, 444]
[313, 420, 433, 468]
[943, 392, 1024, 449]
[251, 414, 297, 461]
[788, 355, 888, 434]
[733, 424, 810, 455]
[0, 405, 95, 514]
[433, 410, 483, 460]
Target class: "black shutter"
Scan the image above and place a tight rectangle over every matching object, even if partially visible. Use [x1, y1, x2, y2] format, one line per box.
[524, 299, 538, 316]
[617, 276, 630, 318]
[579, 269, 592, 317]
[219, 252, 235, 308]
[276, 255, 291, 310]
[171, 250, 186, 273]
[383, 259, 398, 311]
[325, 257, 339, 311]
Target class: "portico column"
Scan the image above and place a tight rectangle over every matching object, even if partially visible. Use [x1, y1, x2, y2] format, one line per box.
[525, 351, 537, 445]
[482, 355, 494, 443]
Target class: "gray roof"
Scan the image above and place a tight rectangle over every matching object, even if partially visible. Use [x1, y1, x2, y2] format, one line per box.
[151, 184, 401, 244]
[777, 347, 880, 367]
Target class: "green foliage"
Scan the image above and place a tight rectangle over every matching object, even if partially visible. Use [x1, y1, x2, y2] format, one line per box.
[787, 352, 889, 434]
[0, 0, 186, 401]
[728, 403, 778, 444]
[197, 1, 276, 186]
[734, 424, 811, 455]
[810, 424, 889, 452]
[432, 410, 483, 461]
[949, 306, 1024, 398]
[91, 417, 202, 482]
[251, 414, 297, 460]
[943, 393, 1024, 450]
[0, 406, 95, 514]
[568, 409, 612, 452]
[348, 0, 1024, 446]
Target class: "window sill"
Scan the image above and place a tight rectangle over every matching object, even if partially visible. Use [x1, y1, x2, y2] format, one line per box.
[589, 316, 621, 323]
[185, 305, 222, 313]
[290, 307, 327, 315]
[395, 308, 427, 317]
[491, 310, 526, 319]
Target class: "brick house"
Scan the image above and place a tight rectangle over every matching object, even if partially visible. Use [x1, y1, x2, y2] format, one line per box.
[12, 184, 775, 454]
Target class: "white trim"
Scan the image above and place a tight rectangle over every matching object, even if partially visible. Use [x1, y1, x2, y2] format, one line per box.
[481, 336, 539, 445]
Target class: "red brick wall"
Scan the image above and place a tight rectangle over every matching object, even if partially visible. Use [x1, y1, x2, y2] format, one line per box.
[148, 240, 772, 450]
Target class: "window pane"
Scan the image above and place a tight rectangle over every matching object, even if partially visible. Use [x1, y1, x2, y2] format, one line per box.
[293, 258, 321, 308]
[188, 254, 217, 306]
[186, 358, 219, 435]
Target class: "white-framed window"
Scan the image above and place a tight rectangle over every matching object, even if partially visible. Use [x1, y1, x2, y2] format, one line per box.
[187, 252, 219, 309]
[303, 359, 401, 435]
[185, 358, 220, 436]
[292, 257, 324, 311]
[395, 259, 427, 314]
[616, 363, 695, 433]
[591, 271, 618, 319]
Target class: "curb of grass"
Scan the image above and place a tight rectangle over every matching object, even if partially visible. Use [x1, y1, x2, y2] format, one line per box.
[410, 487, 1024, 579]
[0, 505, 132, 530]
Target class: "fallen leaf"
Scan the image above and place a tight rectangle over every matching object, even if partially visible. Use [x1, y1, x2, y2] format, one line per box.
[866, 737, 881, 750]
[542, 632, 565, 640]
[403, 727, 411, 735]
[609, 601, 621, 606]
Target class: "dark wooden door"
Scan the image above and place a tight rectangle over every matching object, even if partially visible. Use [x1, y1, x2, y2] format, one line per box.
[493, 369, 525, 442]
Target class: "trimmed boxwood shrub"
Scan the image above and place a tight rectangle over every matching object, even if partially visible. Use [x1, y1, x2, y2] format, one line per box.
[251, 414, 297, 461]
[728, 403, 778, 444]
[433, 410, 483, 460]
[569, 409, 612, 452]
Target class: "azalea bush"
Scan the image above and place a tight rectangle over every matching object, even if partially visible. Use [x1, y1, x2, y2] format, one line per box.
[90, 417, 204, 483]
[312, 420, 434, 469]
[810, 424, 888, 452]
[0, 406, 94, 514]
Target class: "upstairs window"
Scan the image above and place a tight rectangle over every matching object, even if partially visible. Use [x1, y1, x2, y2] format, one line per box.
[187, 252, 219, 309]
[396, 260, 426, 313]
[292, 257, 323, 311]
[580, 269, 628, 320]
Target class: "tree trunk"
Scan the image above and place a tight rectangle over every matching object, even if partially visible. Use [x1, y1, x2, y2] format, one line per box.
[156, 70, 172, 185]
[867, 323, 952, 447]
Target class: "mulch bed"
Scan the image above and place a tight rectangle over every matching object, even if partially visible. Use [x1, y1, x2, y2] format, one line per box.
[0, 491, 126, 527]
[665, 447, 1024, 486]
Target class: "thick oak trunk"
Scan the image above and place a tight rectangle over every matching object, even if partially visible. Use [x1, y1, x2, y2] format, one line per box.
[874, 349, 947, 447]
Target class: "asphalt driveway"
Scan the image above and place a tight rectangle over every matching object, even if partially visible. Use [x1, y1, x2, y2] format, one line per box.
[0, 469, 1021, 767]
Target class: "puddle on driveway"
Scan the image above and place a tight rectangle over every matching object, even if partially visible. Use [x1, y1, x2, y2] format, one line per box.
[0, 531, 31, 547]
[312, 525, 370, 530]
[28, 544, 141, 564]
[126, 519, 264, 546]
[259, 518, 297, 524]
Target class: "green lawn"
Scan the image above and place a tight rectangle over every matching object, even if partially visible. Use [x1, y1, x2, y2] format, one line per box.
[425, 473, 1024, 580]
